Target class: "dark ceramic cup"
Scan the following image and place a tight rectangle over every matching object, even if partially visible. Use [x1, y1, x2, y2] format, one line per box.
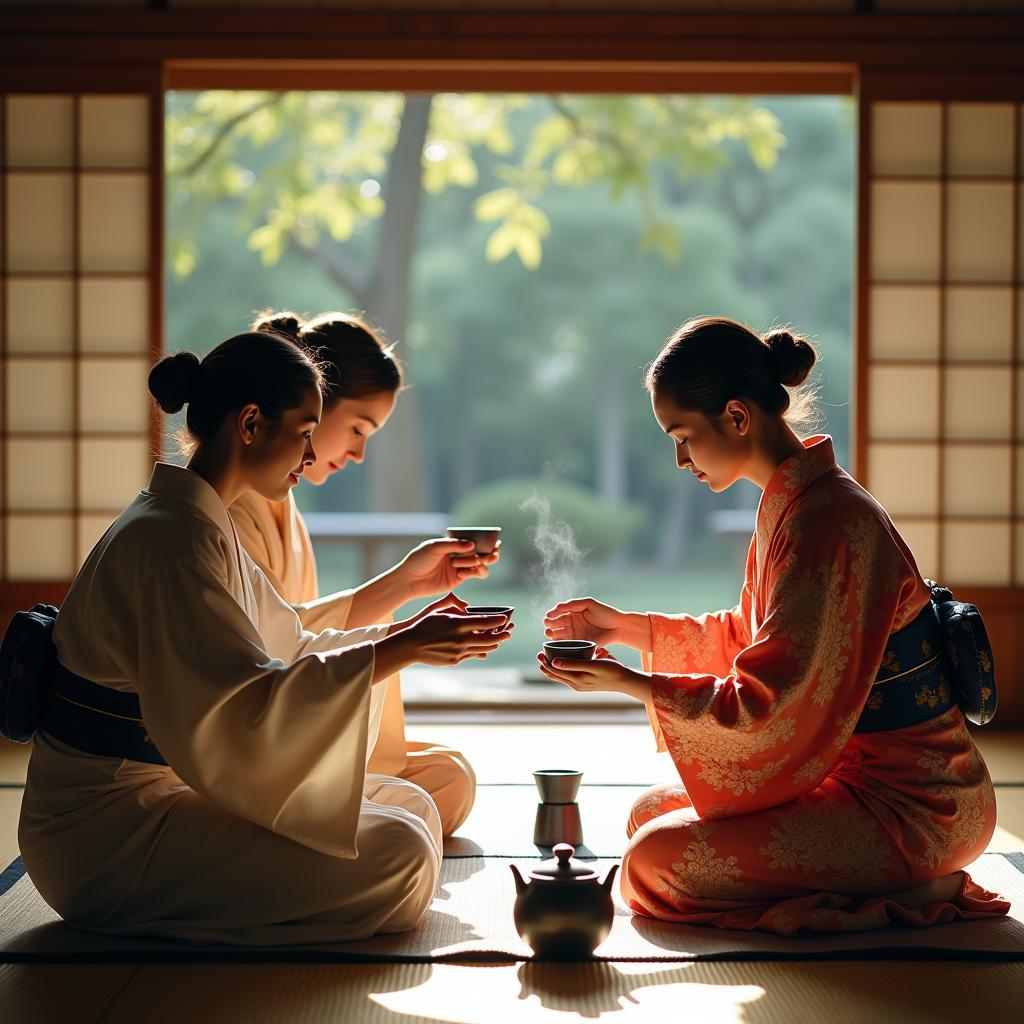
[542, 639, 597, 663]
[533, 768, 583, 804]
[446, 526, 502, 555]
[464, 605, 514, 633]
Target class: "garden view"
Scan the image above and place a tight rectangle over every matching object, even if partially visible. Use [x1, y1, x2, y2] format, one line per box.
[165, 91, 855, 675]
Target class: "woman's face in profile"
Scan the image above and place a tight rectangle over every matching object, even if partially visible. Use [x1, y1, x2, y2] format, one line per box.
[243, 387, 323, 502]
[650, 390, 749, 494]
[302, 390, 397, 486]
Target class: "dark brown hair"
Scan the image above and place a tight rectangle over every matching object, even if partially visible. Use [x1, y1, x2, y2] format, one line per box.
[252, 310, 403, 407]
[644, 317, 820, 430]
[148, 330, 324, 443]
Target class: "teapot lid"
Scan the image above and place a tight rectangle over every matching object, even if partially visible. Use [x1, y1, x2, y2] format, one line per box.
[530, 843, 599, 881]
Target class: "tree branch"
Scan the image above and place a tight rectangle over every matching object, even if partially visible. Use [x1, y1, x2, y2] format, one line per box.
[171, 94, 284, 180]
[296, 238, 371, 308]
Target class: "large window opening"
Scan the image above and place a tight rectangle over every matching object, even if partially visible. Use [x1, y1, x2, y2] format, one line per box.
[165, 89, 855, 703]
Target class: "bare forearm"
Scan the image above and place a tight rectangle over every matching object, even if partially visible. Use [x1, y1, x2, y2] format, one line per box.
[345, 568, 409, 627]
[371, 630, 415, 682]
[616, 611, 654, 652]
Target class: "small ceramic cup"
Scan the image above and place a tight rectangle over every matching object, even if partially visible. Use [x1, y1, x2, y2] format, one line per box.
[446, 526, 502, 555]
[533, 768, 583, 804]
[542, 639, 597, 663]
[464, 604, 515, 634]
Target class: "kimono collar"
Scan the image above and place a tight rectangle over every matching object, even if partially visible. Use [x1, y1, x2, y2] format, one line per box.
[756, 435, 837, 546]
[145, 462, 236, 541]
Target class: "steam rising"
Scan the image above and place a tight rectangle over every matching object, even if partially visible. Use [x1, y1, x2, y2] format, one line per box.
[520, 492, 584, 616]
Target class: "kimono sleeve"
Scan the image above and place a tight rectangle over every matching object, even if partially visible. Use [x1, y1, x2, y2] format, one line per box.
[648, 501, 919, 819]
[134, 553, 376, 859]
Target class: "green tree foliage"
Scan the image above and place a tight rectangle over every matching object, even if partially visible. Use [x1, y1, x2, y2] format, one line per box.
[165, 92, 853, 582]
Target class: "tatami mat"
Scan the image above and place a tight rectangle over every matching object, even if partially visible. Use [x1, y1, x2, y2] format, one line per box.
[90, 960, 1024, 1024]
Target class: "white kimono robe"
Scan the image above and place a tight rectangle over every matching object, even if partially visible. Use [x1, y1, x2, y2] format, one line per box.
[230, 490, 477, 835]
[17, 464, 442, 945]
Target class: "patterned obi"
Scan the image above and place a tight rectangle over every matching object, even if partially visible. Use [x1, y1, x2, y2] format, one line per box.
[854, 604, 955, 734]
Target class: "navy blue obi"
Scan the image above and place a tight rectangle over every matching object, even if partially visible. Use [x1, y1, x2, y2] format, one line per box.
[44, 664, 167, 766]
[854, 603, 955, 733]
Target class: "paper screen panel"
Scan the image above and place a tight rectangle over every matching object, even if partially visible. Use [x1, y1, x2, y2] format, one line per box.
[945, 286, 1013, 362]
[893, 518, 938, 580]
[943, 366, 1012, 440]
[80, 277, 149, 353]
[946, 103, 1016, 177]
[945, 183, 1014, 282]
[868, 365, 939, 439]
[5, 357, 74, 433]
[871, 102, 942, 177]
[869, 285, 940, 361]
[4, 96, 73, 169]
[942, 520, 1011, 585]
[80, 96, 149, 169]
[942, 444, 1012, 517]
[1017, 446, 1024, 514]
[6, 277, 73, 353]
[5, 174, 74, 273]
[1017, 522, 1024, 586]
[5, 439, 73, 510]
[78, 358, 150, 433]
[871, 182, 941, 281]
[867, 442, 938, 516]
[79, 173, 149, 273]
[78, 438, 149, 511]
[6, 515, 73, 580]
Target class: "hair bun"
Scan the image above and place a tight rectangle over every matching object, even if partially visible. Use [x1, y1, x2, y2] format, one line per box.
[252, 309, 304, 342]
[148, 351, 201, 414]
[763, 329, 816, 388]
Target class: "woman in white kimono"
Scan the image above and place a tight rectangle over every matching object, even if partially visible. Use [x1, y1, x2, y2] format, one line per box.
[18, 330, 511, 945]
[230, 311, 485, 837]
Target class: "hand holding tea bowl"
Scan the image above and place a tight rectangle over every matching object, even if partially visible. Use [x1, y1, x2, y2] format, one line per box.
[537, 643, 651, 702]
[398, 534, 501, 597]
[464, 604, 516, 635]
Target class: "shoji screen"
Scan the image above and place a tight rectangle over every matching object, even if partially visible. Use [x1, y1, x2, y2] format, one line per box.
[1, 93, 157, 583]
[865, 101, 1022, 588]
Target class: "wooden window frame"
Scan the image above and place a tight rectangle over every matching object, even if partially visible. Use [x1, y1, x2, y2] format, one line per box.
[0, 8, 1022, 714]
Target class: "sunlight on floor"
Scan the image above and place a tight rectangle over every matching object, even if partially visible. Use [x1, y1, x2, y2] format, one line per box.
[370, 962, 763, 1023]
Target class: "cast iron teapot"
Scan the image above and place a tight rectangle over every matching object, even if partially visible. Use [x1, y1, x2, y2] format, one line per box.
[509, 843, 619, 960]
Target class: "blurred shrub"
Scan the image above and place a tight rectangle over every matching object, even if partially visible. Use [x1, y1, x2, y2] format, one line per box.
[451, 477, 643, 582]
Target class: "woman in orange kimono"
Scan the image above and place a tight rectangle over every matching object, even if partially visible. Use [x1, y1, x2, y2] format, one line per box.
[230, 311, 489, 837]
[540, 316, 1008, 934]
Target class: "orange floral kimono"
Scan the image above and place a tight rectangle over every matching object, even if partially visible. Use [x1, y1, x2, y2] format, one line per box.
[623, 435, 1009, 934]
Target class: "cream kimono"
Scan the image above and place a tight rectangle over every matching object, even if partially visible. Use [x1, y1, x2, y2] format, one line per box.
[230, 490, 476, 836]
[18, 464, 442, 945]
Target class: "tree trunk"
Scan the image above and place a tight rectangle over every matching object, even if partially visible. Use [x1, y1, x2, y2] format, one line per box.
[597, 366, 626, 505]
[657, 481, 694, 569]
[365, 94, 433, 513]
[452, 323, 478, 505]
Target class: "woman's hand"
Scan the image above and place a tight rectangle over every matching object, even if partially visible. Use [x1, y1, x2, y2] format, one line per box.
[388, 592, 467, 635]
[543, 597, 626, 646]
[401, 611, 512, 666]
[398, 538, 501, 599]
[544, 598, 653, 652]
[535, 648, 651, 703]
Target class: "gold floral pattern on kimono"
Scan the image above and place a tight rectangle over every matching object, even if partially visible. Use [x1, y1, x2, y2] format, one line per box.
[757, 798, 891, 890]
[658, 821, 755, 901]
[646, 436, 934, 821]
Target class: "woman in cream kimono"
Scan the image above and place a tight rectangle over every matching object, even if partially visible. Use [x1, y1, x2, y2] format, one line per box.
[229, 311, 487, 837]
[18, 331, 510, 944]
[539, 317, 1008, 935]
